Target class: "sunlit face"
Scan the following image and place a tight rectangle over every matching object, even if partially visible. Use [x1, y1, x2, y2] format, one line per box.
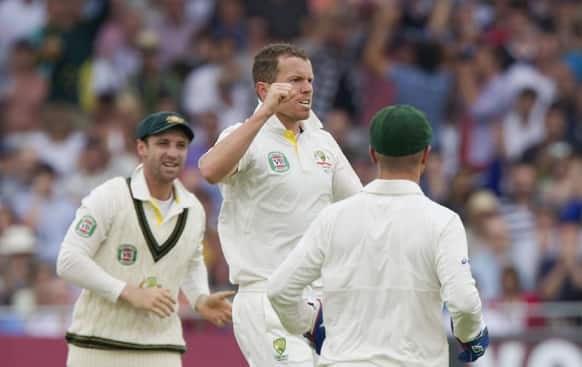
[272, 56, 314, 123]
[137, 128, 189, 184]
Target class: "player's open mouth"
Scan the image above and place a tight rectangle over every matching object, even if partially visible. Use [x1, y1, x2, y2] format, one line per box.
[298, 100, 310, 108]
[162, 162, 179, 168]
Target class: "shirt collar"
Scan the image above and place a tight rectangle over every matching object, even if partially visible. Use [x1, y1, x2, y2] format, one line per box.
[130, 164, 198, 208]
[254, 100, 323, 133]
[363, 179, 424, 196]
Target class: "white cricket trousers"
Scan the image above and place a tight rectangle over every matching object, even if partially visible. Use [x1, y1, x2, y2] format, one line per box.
[66, 344, 182, 367]
[233, 282, 316, 366]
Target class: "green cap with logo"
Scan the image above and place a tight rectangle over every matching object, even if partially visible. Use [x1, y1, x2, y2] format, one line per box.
[369, 105, 432, 157]
[135, 111, 194, 142]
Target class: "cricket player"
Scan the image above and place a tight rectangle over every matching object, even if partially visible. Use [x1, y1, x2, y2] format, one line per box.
[268, 105, 489, 366]
[57, 112, 234, 367]
[199, 43, 363, 365]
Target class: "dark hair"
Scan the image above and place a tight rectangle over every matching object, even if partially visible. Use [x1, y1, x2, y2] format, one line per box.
[415, 40, 443, 73]
[252, 43, 309, 84]
[518, 87, 538, 100]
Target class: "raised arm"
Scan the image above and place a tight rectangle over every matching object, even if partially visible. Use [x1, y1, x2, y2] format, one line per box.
[362, 1, 401, 76]
[199, 83, 295, 183]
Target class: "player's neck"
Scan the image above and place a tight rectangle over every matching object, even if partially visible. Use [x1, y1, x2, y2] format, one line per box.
[376, 167, 421, 184]
[276, 114, 301, 134]
[144, 175, 173, 201]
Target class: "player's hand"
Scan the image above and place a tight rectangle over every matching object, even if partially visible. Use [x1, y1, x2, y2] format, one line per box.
[452, 321, 489, 363]
[195, 290, 235, 327]
[120, 284, 176, 318]
[258, 82, 297, 116]
[304, 299, 326, 355]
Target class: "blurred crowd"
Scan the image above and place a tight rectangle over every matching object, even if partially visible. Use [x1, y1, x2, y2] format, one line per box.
[1, 0, 582, 336]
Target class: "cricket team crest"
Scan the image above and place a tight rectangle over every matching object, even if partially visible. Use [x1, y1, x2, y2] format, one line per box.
[139, 276, 161, 288]
[268, 152, 290, 173]
[75, 215, 97, 238]
[117, 244, 137, 265]
[314, 150, 333, 171]
[165, 115, 185, 124]
[273, 337, 288, 361]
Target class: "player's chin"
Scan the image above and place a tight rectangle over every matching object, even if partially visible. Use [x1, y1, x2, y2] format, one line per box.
[160, 166, 181, 181]
[294, 109, 310, 121]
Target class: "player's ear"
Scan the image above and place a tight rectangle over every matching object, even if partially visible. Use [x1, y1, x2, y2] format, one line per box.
[136, 138, 147, 158]
[256, 82, 269, 101]
[420, 146, 431, 165]
[369, 147, 378, 164]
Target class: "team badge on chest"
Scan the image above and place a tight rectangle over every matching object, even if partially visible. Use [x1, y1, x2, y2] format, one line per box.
[117, 244, 137, 265]
[314, 150, 333, 172]
[268, 152, 290, 173]
[273, 337, 288, 361]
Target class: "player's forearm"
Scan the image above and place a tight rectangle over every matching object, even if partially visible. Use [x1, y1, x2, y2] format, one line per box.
[57, 241, 126, 303]
[181, 255, 211, 307]
[267, 258, 319, 334]
[436, 215, 484, 342]
[268, 288, 314, 335]
[448, 283, 484, 342]
[199, 110, 271, 183]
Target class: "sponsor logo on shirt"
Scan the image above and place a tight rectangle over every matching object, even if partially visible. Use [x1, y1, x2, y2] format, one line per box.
[268, 152, 290, 173]
[75, 215, 97, 238]
[117, 244, 137, 265]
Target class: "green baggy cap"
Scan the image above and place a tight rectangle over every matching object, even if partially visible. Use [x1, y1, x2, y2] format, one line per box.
[369, 105, 432, 157]
[136, 111, 194, 142]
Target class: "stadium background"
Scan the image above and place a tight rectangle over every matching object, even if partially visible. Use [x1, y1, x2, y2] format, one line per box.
[0, 0, 581, 365]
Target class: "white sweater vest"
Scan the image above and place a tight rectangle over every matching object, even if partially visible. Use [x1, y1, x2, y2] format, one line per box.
[66, 178, 204, 353]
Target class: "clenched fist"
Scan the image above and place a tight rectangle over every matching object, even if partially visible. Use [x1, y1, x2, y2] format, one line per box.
[258, 83, 297, 117]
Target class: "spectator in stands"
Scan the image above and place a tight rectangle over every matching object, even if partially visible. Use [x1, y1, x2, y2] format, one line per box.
[0, 225, 37, 309]
[309, 9, 363, 121]
[152, 0, 209, 70]
[500, 161, 540, 291]
[10, 163, 76, 264]
[470, 213, 513, 302]
[501, 88, 545, 161]
[538, 201, 582, 302]
[29, 0, 110, 106]
[0, 0, 45, 89]
[0, 40, 47, 136]
[182, 36, 250, 130]
[64, 135, 120, 204]
[363, 1, 453, 148]
[91, 2, 144, 97]
[24, 103, 86, 178]
[126, 30, 182, 114]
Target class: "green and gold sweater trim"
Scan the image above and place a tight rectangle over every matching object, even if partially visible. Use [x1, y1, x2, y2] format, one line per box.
[125, 178, 188, 263]
[65, 332, 186, 353]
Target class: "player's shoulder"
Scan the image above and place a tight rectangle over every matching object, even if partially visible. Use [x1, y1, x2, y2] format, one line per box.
[80, 176, 128, 210]
[318, 192, 364, 219]
[89, 176, 128, 198]
[422, 196, 461, 228]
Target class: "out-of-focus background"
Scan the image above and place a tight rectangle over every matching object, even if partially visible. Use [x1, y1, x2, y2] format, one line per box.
[0, 0, 581, 365]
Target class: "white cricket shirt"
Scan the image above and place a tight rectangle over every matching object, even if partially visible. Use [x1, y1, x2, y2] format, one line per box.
[268, 179, 484, 367]
[214, 113, 362, 286]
